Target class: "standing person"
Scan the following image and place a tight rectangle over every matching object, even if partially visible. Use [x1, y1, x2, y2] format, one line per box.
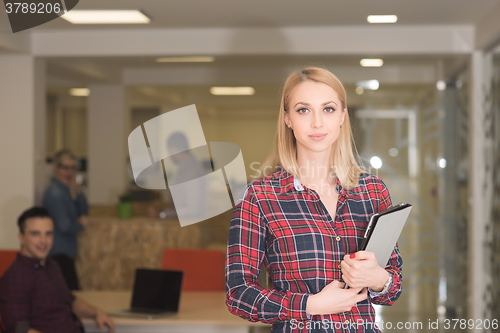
[225, 67, 402, 333]
[160, 131, 208, 223]
[42, 149, 88, 290]
[0, 207, 114, 333]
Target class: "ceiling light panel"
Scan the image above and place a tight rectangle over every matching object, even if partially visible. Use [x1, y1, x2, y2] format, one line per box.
[360, 59, 384, 67]
[356, 80, 379, 91]
[156, 56, 215, 63]
[70, 88, 90, 96]
[210, 87, 255, 95]
[61, 10, 151, 24]
[367, 15, 398, 24]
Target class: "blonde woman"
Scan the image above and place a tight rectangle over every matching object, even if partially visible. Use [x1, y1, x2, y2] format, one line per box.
[225, 67, 402, 333]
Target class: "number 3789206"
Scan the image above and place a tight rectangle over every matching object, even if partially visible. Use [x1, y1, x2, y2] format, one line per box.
[5, 2, 62, 14]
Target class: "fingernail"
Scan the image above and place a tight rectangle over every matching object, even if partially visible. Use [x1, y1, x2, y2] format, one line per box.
[350, 253, 356, 259]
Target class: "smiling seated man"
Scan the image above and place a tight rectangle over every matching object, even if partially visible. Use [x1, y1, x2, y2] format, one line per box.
[0, 207, 114, 333]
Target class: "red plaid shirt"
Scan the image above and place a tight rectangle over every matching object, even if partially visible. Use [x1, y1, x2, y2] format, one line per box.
[225, 167, 402, 333]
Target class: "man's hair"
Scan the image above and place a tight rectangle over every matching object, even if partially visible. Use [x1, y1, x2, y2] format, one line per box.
[17, 207, 51, 234]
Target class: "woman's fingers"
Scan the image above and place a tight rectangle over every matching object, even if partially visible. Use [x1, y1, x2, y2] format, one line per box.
[307, 280, 369, 315]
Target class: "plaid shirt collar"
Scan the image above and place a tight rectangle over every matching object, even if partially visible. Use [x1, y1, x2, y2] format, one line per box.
[277, 166, 348, 199]
[16, 252, 48, 269]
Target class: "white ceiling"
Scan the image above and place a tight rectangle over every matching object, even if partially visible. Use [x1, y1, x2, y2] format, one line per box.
[3, 0, 496, 109]
[8, 0, 498, 30]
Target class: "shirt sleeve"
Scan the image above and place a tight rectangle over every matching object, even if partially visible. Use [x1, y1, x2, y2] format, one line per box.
[225, 185, 311, 324]
[43, 189, 84, 235]
[0, 269, 33, 333]
[75, 192, 89, 216]
[369, 178, 403, 305]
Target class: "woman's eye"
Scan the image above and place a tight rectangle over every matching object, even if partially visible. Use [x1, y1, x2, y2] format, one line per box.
[296, 108, 309, 114]
[324, 107, 336, 113]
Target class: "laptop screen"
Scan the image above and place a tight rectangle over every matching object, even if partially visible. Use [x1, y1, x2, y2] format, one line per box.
[130, 268, 183, 312]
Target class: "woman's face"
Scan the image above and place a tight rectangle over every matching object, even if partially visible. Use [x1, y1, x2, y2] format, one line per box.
[54, 157, 77, 187]
[284, 80, 346, 157]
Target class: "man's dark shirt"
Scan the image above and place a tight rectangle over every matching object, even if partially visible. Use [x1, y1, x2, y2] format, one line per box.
[0, 254, 81, 333]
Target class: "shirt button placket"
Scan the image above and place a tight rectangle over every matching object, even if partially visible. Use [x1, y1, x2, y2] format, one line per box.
[335, 236, 343, 271]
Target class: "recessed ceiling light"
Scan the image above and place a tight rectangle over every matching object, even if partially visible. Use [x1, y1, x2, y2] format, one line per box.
[367, 15, 398, 24]
[210, 87, 255, 96]
[438, 158, 447, 169]
[389, 148, 399, 157]
[370, 156, 383, 169]
[436, 80, 446, 91]
[360, 59, 384, 67]
[70, 88, 90, 96]
[356, 80, 380, 91]
[156, 56, 215, 63]
[61, 10, 151, 24]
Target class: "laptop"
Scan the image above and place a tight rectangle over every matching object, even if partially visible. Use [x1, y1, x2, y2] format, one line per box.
[109, 268, 184, 319]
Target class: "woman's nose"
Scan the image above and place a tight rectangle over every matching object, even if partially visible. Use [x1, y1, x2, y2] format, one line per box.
[312, 111, 323, 128]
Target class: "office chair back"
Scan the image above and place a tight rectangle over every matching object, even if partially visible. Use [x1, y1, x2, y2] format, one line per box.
[161, 248, 225, 291]
[0, 250, 18, 332]
[0, 250, 18, 277]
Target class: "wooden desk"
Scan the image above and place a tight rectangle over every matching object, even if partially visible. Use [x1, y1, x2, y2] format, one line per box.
[75, 291, 270, 333]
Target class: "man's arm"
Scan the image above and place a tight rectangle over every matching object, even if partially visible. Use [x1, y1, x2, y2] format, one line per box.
[72, 298, 114, 333]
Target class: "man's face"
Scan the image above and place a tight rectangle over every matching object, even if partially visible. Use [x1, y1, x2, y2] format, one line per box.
[18, 217, 54, 261]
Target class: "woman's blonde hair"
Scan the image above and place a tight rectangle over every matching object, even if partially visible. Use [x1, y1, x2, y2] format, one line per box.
[259, 67, 364, 189]
[54, 149, 76, 167]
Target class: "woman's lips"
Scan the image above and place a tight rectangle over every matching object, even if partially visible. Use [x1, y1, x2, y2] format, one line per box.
[309, 134, 327, 141]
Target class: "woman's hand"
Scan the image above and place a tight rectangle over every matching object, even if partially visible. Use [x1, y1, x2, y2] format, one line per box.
[306, 280, 367, 315]
[341, 251, 389, 291]
[78, 215, 89, 227]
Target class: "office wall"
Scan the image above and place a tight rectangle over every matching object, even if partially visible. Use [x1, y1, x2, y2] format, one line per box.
[200, 110, 278, 179]
[0, 56, 44, 249]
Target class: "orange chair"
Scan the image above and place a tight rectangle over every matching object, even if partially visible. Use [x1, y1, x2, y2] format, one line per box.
[0, 250, 17, 333]
[161, 248, 226, 291]
[0, 250, 18, 277]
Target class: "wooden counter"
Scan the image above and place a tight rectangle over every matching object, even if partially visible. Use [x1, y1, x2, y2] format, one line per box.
[76, 217, 201, 290]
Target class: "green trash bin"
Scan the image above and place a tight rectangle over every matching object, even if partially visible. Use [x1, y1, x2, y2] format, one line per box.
[118, 195, 133, 219]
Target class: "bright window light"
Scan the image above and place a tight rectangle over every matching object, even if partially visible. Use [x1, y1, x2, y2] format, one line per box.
[367, 15, 398, 24]
[210, 87, 255, 96]
[70, 88, 90, 97]
[156, 56, 215, 63]
[356, 80, 380, 91]
[360, 59, 384, 67]
[370, 156, 383, 169]
[61, 10, 151, 24]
